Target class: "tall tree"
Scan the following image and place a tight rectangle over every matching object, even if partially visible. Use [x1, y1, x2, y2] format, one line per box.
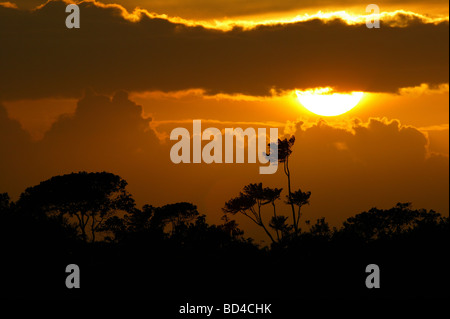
[274, 136, 300, 233]
[17, 171, 135, 242]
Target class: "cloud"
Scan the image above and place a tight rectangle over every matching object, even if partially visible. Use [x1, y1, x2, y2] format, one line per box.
[289, 117, 431, 165]
[4, 0, 38, 9]
[12, 1, 449, 19]
[0, 104, 31, 147]
[0, 89, 183, 203]
[38, 89, 161, 169]
[0, 104, 34, 196]
[0, 2, 17, 8]
[399, 83, 449, 96]
[0, 0, 448, 101]
[282, 117, 448, 224]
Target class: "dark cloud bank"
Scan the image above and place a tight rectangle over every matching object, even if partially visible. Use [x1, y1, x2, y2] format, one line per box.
[10, 0, 450, 19]
[0, 0, 448, 100]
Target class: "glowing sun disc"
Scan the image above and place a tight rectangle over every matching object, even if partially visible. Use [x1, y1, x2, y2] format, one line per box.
[296, 88, 364, 116]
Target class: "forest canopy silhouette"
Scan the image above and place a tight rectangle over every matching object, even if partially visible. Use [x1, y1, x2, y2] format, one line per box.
[1, 163, 448, 299]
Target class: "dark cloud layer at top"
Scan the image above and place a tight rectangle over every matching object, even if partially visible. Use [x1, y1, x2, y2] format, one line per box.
[11, 0, 450, 18]
[0, 0, 448, 100]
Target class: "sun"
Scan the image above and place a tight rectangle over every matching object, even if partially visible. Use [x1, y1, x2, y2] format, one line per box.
[296, 87, 364, 116]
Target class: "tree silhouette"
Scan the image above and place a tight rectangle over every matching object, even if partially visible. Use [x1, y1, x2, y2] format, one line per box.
[286, 189, 311, 234]
[103, 202, 208, 246]
[220, 214, 244, 239]
[273, 136, 305, 234]
[269, 215, 291, 242]
[338, 202, 446, 242]
[118, 204, 164, 235]
[17, 171, 135, 242]
[307, 217, 331, 238]
[0, 193, 11, 214]
[223, 135, 313, 244]
[154, 202, 200, 236]
[223, 183, 282, 244]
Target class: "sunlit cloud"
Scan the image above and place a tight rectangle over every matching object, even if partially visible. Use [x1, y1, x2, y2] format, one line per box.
[23, 1, 450, 31]
[0, 1, 17, 8]
[399, 83, 449, 96]
[130, 88, 292, 102]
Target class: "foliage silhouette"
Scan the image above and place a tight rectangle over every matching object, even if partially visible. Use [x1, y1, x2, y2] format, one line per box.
[0, 169, 448, 300]
[337, 202, 446, 243]
[224, 136, 313, 244]
[0, 192, 11, 213]
[223, 183, 282, 244]
[17, 171, 135, 242]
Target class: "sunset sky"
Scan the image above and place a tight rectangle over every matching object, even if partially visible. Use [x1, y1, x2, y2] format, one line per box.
[0, 0, 448, 242]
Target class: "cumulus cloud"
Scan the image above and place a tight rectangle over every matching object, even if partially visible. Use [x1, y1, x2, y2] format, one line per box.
[293, 118, 429, 165]
[0, 0, 448, 101]
[282, 118, 448, 224]
[37, 90, 162, 171]
[0, 104, 34, 196]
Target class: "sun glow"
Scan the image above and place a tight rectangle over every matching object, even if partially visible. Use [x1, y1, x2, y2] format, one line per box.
[296, 87, 364, 116]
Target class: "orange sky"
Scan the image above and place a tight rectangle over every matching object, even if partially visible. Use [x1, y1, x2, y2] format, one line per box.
[0, 0, 448, 242]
